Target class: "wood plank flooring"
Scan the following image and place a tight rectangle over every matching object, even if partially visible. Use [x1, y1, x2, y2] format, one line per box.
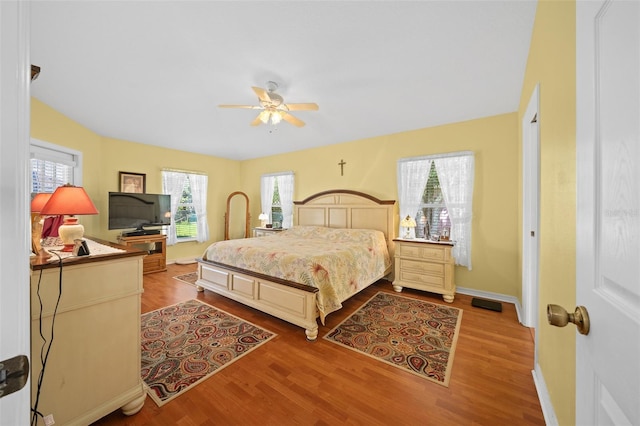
[93, 263, 545, 426]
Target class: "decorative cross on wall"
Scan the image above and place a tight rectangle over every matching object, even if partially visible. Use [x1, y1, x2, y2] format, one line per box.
[338, 159, 346, 176]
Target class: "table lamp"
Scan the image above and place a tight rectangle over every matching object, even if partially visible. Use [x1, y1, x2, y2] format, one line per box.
[40, 184, 99, 252]
[31, 193, 53, 260]
[258, 212, 269, 228]
[400, 215, 417, 239]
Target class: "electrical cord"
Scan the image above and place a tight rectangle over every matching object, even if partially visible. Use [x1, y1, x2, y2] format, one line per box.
[30, 252, 63, 426]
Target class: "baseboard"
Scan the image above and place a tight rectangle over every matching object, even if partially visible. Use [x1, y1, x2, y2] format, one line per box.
[456, 286, 524, 323]
[532, 363, 559, 426]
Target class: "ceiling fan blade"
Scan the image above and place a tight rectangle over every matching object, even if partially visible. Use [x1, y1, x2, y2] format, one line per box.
[252, 86, 272, 103]
[282, 112, 305, 127]
[283, 103, 319, 111]
[251, 110, 270, 126]
[219, 104, 262, 109]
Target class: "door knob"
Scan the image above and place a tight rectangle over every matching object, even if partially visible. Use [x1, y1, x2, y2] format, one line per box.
[547, 304, 590, 335]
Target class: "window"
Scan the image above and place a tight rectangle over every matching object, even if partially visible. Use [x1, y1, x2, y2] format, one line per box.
[30, 139, 82, 193]
[397, 151, 474, 269]
[271, 179, 283, 226]
[162, 170, 209, 245]
[260, 171, 294, 228]
[416, 162, 451, 239]
[175, 177, 197, 239]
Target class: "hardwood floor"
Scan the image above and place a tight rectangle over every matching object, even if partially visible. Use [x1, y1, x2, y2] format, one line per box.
[94, 263, 544, 426]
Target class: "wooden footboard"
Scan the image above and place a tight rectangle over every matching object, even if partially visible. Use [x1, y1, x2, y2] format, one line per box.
[196, 259, 320, 340]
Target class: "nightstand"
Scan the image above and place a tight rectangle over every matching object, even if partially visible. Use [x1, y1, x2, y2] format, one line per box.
[252, 227, 286, 237]
[392, 238, 456, 302]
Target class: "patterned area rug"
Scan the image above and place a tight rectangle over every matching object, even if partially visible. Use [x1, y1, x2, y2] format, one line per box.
[141, 299, 276, 406]
[173, 272, 198, 285]
[324, 291, 462, 387]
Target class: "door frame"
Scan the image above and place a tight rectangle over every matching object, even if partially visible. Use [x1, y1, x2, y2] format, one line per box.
[522, 83, 541, 335]
[0, 1, 31, 424]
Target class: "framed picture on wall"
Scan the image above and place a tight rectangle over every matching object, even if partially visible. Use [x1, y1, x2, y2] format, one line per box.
[119, 171, 146, 193]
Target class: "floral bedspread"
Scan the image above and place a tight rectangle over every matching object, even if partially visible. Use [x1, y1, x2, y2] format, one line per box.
[202, 226, 391, 323]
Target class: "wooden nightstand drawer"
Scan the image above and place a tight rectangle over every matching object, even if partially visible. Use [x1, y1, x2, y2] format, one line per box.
[400, 258, 444, 276]
[400, 270, 445, 287]
[398, 244, 445, 261]
[253, 227, 286, 237]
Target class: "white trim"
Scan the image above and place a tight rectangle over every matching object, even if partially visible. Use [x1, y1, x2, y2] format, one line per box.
[161, 167, 207, 176]
[0, 1, 31, 423]
[260, 170, 294, 177]
[456, 287, 524, 323]
[398, 150, 474, 163]
[521, 84, 540, 330]
[30, 137, 83, 186]
[532, 363, 559, 426]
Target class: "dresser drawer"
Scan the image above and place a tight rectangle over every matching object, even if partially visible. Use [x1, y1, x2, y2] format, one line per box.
[400, 258, 444, 276]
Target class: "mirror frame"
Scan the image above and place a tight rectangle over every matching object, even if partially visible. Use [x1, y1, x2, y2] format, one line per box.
[224, 191, 251, 240]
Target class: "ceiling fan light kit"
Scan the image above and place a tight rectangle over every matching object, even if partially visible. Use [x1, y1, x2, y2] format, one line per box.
[220, 81, 318, 128]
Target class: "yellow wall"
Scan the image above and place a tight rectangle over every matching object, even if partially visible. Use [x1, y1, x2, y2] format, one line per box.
[241, 113, 520, 296]
[31, 98, 104, 239]
[32, 97, 522, 298]
[31, 98, 241, 261]
[518, 1, 576, 425]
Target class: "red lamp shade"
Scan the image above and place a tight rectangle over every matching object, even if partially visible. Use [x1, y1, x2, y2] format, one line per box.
[40, 185, 99, 216]
[39, 185, 99, 252]
[31, 193, 53, 213]
[31, 193, 55, 260]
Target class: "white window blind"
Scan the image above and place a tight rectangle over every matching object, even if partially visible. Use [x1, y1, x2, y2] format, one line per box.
[30, 139, 82, 193]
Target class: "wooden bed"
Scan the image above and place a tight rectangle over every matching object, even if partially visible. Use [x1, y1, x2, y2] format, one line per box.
[195, 189, 395, 340]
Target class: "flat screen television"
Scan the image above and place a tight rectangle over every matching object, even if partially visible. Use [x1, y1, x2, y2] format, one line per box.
[108, 192, 171, 235]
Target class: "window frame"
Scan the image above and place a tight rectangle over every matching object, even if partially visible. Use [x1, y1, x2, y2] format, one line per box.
[260, 171, 294, 229]
[30, 138, 83, 192]
[175, 176, 197, 242]
[161, 169, 209, 245]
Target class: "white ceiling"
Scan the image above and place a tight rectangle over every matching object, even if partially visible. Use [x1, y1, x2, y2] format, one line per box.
[30, 1, 537, 161]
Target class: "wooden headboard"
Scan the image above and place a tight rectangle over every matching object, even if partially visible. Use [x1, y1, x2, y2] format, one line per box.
[294, 189, 396, 249]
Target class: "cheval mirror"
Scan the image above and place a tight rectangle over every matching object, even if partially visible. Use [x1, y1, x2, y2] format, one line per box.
[224, 191, 251, 240]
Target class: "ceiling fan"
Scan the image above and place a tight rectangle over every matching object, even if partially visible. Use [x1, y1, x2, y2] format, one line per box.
[219, 81, 319, 127]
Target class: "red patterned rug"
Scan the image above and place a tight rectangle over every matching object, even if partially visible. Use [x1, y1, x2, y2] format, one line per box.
[324, 291, 462, 386]
[141, 299, 276, 406]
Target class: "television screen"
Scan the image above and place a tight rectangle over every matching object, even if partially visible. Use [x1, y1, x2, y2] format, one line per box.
[108, 192, 171, 232]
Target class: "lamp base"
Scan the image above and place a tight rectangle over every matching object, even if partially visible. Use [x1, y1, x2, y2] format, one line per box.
[58, 216, 85, 252]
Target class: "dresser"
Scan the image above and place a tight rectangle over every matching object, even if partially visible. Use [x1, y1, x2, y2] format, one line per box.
[392, 238, 456, 302]
[30, 238, 147, 425]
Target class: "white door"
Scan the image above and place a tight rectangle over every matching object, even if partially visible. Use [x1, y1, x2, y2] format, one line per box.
[0, 1, 31, 425]
[576, 0, 640, 424]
